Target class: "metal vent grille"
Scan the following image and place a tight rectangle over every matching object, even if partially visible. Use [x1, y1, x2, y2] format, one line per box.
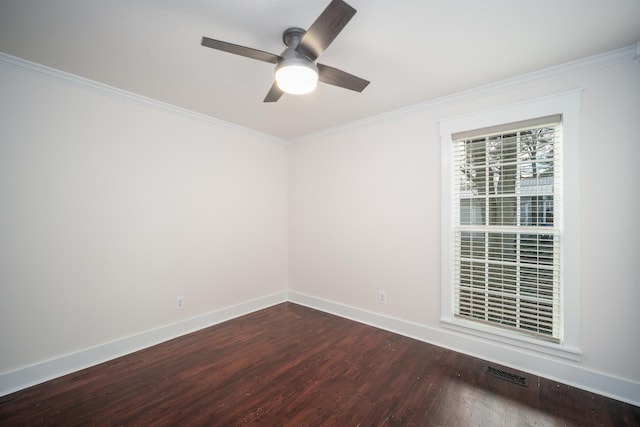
[485, 365, 529, 387]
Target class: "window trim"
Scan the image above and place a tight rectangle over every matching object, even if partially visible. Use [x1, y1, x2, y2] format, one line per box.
[439, 91, 582, 361]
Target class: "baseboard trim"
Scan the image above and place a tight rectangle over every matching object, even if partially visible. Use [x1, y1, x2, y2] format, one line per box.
[3, 290, 637, 407]
[0, 292, 287, 397]
[287, 291, 640, 407]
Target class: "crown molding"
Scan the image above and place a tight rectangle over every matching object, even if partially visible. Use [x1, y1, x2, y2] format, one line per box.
[0, 52, 288, 146]
[290, 43, 637, 144]
[2, 42, 636, 146]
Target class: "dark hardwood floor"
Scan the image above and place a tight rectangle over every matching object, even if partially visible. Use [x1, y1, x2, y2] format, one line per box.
[1, 302, 638, 426]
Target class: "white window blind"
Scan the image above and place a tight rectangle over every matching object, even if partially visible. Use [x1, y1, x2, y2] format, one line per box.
[452, 115, 562, 342]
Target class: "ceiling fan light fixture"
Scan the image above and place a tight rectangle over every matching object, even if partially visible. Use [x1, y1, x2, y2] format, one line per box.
[275, 58, 318, 95]
[201, 1, 368, 102]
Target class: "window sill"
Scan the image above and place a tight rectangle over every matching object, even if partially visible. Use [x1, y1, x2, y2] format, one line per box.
[440, 316, 583, 362]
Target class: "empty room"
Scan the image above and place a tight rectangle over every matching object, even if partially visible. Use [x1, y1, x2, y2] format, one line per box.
[1, 0, 639, 425]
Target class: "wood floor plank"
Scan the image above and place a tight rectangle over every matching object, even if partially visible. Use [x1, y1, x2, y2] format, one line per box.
[0, 302, 638, 426]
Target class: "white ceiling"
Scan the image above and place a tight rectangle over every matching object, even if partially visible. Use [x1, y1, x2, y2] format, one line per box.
[1, 0, 639, 140]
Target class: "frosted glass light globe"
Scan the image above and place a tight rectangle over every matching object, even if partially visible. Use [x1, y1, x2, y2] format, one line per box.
[275, 64, 318, 94]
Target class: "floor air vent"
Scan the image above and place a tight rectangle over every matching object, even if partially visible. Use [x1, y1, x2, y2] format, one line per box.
[485, 365, 529, 387]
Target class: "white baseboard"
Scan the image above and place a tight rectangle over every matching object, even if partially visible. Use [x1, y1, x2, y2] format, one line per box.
[287, 290, 640, 407]
[0, 292, 287, 397]
[3, 290, 638, 408]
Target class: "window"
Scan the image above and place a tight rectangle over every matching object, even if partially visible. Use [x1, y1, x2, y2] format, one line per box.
[440, 92, 582, 359]
[453, 115, 561, 342]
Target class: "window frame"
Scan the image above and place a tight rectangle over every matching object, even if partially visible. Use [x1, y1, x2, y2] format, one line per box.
[439, 91, 582, 361]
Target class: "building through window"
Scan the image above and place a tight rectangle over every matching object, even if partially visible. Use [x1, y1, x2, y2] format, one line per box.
[452, 115, 561, 341]
[440, 91, 582, 359]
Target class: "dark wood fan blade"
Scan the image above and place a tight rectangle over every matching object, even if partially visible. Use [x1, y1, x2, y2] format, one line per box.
[201, 37, 280, 64]
[317, 63, 369, 92]
[263, 83, 284, 102]
[297, 0, 356, 60]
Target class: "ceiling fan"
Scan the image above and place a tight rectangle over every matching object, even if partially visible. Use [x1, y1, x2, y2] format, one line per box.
[201, 0, 369, 102]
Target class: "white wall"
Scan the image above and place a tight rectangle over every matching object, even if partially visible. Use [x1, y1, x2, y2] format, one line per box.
[1, 48, 638, 405]
[288, 52, 640, 403]
[0, 59, 288, 378]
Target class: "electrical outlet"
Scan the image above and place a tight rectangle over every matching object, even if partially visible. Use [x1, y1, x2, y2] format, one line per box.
[378, 290, 387, 305]
[176, 295, 184, 310]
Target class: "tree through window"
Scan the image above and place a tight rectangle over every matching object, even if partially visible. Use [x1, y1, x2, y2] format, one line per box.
[453, 115, 561, 342]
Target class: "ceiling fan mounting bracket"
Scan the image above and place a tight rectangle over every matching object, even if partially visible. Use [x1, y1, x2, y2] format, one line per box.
[282, 27, 306, 48]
